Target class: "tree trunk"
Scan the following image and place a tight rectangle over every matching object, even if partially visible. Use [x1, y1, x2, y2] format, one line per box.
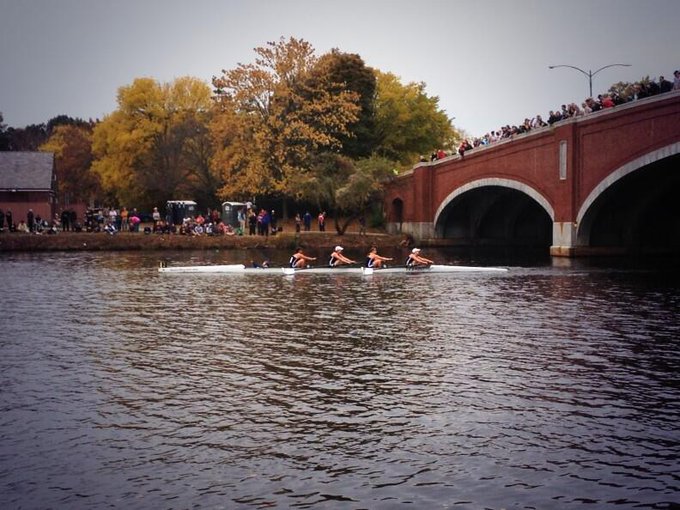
[333, 213, 358, 235]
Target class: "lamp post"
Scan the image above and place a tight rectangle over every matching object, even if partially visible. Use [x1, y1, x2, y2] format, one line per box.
[548, 63, 631, 98]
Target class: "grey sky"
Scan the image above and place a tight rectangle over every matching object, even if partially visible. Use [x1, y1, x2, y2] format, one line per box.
[1, 0, 678, 137]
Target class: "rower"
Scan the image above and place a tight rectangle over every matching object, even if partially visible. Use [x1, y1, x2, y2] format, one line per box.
[329, 246, 356, 267]
[290, 248, 316, 268]
[366, 246, 393, 269]
[406, 247, 434, 268]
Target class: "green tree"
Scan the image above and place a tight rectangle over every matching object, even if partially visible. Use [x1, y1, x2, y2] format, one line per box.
[291, 153, 396, 234]
[210, 37, 361, 203]
[309, 50, 377, 159]
[373, 71, 456, 166]
[92, 76, 214, 209]
[2, 123, 48, 151]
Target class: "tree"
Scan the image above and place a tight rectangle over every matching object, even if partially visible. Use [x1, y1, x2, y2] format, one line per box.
[0, 113, 8, 150]
[92, 76, 214, 209]
[291, 153, 396, 234]
[0, 115, 90, 152]
[309, 50, 377, 159]
[40, 123, 101, 206]
[373, 71, 456, 167]
[210, 37, 361, 203]
[2, 123, 48, 151]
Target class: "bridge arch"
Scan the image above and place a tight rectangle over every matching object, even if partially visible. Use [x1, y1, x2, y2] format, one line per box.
[434, 178, 554, 226]
[577, 142, 680, 224]
[433, 178, 554, 247]
[576, 142, 680, 248]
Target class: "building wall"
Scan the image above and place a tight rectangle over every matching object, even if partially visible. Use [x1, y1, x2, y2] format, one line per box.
[0, 191, 55, 228]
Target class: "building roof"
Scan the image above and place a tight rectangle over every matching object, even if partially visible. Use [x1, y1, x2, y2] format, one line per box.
[0, 151, 55, 191]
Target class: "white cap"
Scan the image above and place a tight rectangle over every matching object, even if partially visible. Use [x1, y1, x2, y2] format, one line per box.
[335, 246, 343, 251]
[412, 248, 421, 253]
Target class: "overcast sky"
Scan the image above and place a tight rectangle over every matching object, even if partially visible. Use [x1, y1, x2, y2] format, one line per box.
[1, 0, 678, 137]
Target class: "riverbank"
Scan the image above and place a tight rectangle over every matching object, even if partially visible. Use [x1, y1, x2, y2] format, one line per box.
[0, 230, 404, 252]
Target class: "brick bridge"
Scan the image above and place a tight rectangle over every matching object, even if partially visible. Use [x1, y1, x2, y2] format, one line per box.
[384, 92, 680, 257]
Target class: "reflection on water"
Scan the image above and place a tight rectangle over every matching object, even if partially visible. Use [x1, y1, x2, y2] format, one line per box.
[1, 251, 679, 509]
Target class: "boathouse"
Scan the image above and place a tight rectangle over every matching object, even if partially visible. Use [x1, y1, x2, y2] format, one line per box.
[0, 151, 56, 230]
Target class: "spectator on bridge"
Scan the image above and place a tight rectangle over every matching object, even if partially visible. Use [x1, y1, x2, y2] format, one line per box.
[458, 139, 472, 158]
[547, 110, 562, 125]
[673, 70, 680, 90]
[598, 94, 615, 109]
[561, 104, 570, 120]
[531, 115, 547, 128]
[647, 79, 661, 96]
[659, 76, 673, 93]
[568, 103, 583, 117]
[587, 97, 602, 112]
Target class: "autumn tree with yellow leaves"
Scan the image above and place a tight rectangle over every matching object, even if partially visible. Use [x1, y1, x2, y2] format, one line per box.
[210, 37, 361, 203]
[92, 76, 215, 209]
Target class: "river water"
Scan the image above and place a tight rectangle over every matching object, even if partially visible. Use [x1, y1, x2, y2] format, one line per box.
[1, 249, 679, 510]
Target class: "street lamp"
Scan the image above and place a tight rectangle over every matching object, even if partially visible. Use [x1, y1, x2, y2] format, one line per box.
[548, 63, 631, 98]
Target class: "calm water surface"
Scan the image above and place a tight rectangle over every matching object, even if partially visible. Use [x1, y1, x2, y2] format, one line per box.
[1, 250, 679, 509]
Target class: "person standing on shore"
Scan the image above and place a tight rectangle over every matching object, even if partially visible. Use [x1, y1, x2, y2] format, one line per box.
[27, 209, 35, 233]
[152, 207, 161, 229]
[120, 207, 128, 231]
[60, 209, 70, 232]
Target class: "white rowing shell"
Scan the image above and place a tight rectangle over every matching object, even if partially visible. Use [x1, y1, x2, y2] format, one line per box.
[159, 263, 508, 275]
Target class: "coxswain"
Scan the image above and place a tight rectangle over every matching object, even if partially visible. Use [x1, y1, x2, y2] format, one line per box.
[366, 246, 393, 269]
[329, 246, 356, 267]
[290, 248, 316, 268]
[406, 247, 434, 268]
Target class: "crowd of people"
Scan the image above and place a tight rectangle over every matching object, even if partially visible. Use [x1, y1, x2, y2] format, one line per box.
[0, 203, 354, 239]
[426, 70, 680, 160]
[0, 207, 62, 234]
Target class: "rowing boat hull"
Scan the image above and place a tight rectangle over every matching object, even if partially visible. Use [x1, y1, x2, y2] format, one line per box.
[158, 264, 248, 273]
[158, 264, 508, 274]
